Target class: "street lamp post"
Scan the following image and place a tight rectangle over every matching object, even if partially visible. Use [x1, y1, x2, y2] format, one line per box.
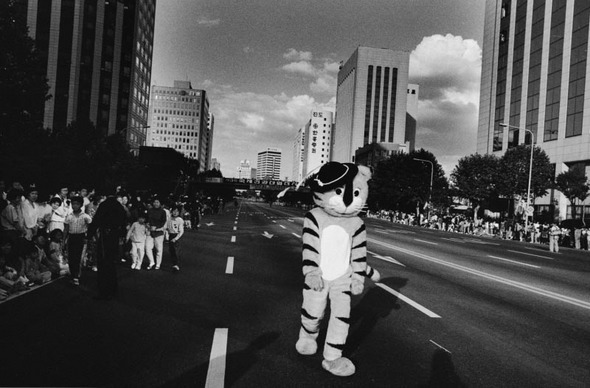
[500, 123, 535, 233]
[413, 158, 433, 222]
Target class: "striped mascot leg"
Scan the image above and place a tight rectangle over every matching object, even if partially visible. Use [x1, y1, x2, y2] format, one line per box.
[296, 286, 328, 356]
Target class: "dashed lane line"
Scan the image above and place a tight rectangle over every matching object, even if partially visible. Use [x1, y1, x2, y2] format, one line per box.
[292, 233, 301, 238]
[231, 236, 236, 243]
[205, 328, 228, 388]
[507, 249, 553, 260]
[279, 225, 286, 229]
[487, 255, 540, 268]
[369, 238, 590, 311]
[414, 238, 438, 245]
[376, 283, 441, 318]
[226, 257, 234, 274]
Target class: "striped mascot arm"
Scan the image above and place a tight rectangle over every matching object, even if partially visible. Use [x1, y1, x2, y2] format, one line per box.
[350, 221, 368, 295]
[302, 211, 323, 291]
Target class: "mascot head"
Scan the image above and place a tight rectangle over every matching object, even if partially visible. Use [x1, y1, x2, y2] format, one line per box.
[308, 162, 371, 218]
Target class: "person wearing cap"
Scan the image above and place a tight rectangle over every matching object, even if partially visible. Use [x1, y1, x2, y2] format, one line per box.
[64, 196, 92, 286]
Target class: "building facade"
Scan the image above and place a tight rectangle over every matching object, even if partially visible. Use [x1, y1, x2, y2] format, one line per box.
[236, 160, 255, 179]
[147, 80, 211, 171]
[332, 46, 415, 163]
[292, 128, 305, 183]
[477, 0, 590, 219]
[256, 148, 282, 180]
[22, 0, 155, 150]
[292, 110, 333, 180]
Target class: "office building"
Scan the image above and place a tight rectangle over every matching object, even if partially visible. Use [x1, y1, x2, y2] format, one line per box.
[256, 148, 282, 180]
[22, 0, 155, 150]
[237, 160, 255, 179]
[211, 158, 221, 172]
[477, 0, 590, 219]
[332, 46, 416, 163]
[293, 110, 333, 181]
[147, 80, 211, 171]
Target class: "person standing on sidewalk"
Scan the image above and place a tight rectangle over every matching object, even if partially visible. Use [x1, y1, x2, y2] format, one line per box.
[549, 223, 561, 253]
[145, 196, 167, 270]
[64, 196, 92, 286]
[87, 195, 127, 300]
[166, 206, 184, 271]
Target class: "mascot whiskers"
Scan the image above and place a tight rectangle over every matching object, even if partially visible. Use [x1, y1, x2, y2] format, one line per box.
[296, 162, 380, 377]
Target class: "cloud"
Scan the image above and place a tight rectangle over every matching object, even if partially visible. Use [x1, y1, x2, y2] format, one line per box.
[281, 50, 340, 96]
[196, 17, 220, 27]
[201, 82, 335, 178]
[283, 48, 313, 61]
[409, 34, 482, 175]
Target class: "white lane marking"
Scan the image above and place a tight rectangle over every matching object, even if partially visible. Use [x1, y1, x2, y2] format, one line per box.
[279, 225, 286, 229]
[487, 255, 540, 268]
[442, 237, 465, 243]
[414, 238, 438, 245]
[508, 250, 553, 260]
[205, 328, 228, 388]
[288, 219, 295, 223]
[463, 238, 500, 246]
[272, 220, 276, 223]
[369, 238, 590, 311]
[368, 250, 406, 267]
[234, 221, 237, 224]
[292, 233, 301, 238]
[226, 257, 234, 274]
[231, 236, 236, 243]
[429, 340, 451, 354]
[233, 226, 237, 231]
[376, 283, 441, 318]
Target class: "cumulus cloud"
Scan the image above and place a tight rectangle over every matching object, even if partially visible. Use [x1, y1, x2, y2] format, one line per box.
[200, 81, 335, 178]
[283, 48, 313, 61]
[281, 50, 340, 96]
[409, 34, 482, 174]
[196, 17, 220, 27]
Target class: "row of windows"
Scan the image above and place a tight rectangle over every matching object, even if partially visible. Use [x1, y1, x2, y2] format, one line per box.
[155, 129, 196, 137]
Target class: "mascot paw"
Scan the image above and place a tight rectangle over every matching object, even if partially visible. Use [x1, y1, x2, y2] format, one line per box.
[322, 357, 356, 377]
[296, 337, 317, 355]
[305, 273, 324, 291]
[351, 279, 364, 295]
[370, 268, 381, 283]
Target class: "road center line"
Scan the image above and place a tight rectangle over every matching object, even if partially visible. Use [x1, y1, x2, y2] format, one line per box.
[205, 328, 228, 388]
[279, 225, 286, 229]
[233, 226, 237, 231]
[369, 238, 590, 310]
[414, 238, 438, 245]
[507, 250, 553, 260]
[226, 257, 234, 274]
[376, 283, 441, 318]
[231, 236, 236, 243]
[292, 233, 301, 238]
[487, 255, 540, 268]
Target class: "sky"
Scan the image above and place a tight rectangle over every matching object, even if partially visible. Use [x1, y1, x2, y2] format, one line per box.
[151, 0, 486, 179]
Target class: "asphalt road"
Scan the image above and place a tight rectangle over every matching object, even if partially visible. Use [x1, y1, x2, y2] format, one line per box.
[1, 199, 589, 387]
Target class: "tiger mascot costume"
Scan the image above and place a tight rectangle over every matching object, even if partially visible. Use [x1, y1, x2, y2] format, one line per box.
[296, 161, 380, 377]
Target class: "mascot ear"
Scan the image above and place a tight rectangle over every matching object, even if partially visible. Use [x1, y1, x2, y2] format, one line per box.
[357, 165, 372, 181]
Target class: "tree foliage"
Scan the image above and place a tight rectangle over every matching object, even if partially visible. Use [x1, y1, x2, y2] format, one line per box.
[554, 166, 589, 220]
[369, 149, 449, 213]
[450, 153, 501, 205]
[497, 145, 553, 201]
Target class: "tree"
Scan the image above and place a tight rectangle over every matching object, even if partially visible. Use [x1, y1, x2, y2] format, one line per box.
[451, 153, 501, 218]
[554, 166, 589, 221]
[0, 0, 50, 136]
[497, 145, 553, 202]
[369, 149, 449, 213]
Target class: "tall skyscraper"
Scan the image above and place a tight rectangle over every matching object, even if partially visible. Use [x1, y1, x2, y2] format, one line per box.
[22, 0, 155, 150]
[332, 46, 415, 163]
[256, 148, 282, 180]
[293, 110, 333, 181]
[236, 160, 254, 179]
[477, 0, 590, 218]
[147, 80, 211, 171]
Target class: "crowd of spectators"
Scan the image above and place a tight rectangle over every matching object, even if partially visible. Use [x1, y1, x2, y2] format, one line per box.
[368, 209, 590, 251]
[0, 179, 213, 302]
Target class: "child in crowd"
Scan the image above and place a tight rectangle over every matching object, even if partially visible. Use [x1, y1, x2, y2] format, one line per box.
[166, 206, 185, 271]
[126, 212, 148, 270]
[47, 197, 67, 232]
[22, 239, 51, 285]
[47, 229, 69, 277]
[0, 237, 29, 294]
[64, 196, 92, 286]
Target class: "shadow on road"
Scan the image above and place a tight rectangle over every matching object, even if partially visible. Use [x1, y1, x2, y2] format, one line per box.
[417, 349, 467, 388]
[346, 277, 406, 355]
[161, 331, 280, 387]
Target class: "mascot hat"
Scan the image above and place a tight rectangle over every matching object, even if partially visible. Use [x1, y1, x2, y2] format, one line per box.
[309, 162, 359, 193]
